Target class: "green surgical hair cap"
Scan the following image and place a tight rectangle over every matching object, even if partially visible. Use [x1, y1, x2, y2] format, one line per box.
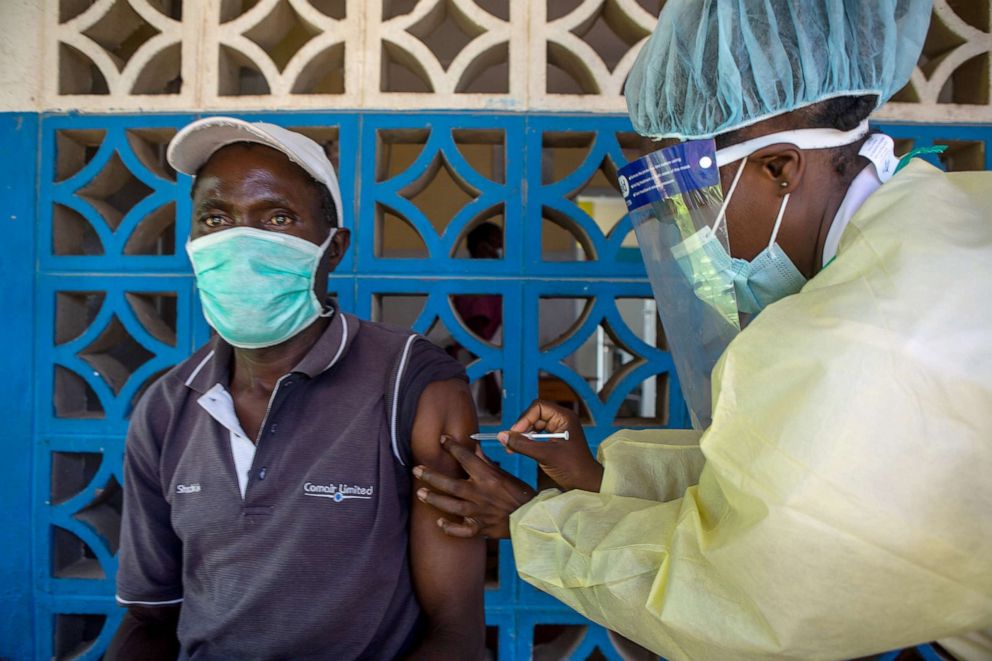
[625, 0, 933, 141]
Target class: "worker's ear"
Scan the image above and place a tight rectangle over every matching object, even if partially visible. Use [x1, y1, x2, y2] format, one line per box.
[753, 146, 805, 196]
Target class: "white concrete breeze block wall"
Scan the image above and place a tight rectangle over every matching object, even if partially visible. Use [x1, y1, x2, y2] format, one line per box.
[0, 0, 989, 121]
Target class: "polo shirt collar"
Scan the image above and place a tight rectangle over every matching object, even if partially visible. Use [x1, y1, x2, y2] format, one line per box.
[293, 301, 358, 378]
[183, 299, 358, 394]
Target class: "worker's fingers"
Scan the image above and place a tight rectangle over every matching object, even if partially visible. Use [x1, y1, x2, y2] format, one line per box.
[510, 400, 572, 434]
[416, 488, 474, 517]
[413, 465, 469, 499]
[509, 400, 549, 433]
[437, 517, 479, 539]
[500, 431, 552, 462]
[441, 435, 493, 477]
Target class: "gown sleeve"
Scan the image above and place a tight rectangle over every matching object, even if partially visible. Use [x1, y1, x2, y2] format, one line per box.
[597, 428, 705, 502]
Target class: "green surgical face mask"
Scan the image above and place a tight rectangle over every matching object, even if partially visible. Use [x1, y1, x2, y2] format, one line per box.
[187, 227, 336, 348]
[672, 156, 807, 316]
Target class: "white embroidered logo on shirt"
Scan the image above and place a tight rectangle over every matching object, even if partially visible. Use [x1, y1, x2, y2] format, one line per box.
[176, 483, 201, 494]
[303, 481, 374, 502]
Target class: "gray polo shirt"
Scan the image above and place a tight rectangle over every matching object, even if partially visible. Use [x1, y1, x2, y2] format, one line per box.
[116, 305, 466, 660]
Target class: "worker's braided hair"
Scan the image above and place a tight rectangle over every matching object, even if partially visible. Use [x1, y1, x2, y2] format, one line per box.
[804, 95, 877, 133]
[800, 94, 878, 179]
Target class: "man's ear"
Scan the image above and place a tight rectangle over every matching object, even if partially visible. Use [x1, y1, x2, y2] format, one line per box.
[755, 146, 806, 196]
[324, 227, 351, 270]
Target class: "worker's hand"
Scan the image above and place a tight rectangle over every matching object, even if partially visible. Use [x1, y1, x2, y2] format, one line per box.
[414, 436, 537, 539]
[501, 400, 604, 493]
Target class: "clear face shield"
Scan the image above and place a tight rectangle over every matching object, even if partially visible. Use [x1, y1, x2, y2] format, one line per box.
[619, 122, 873, 429]
[618, 139, 740, 429]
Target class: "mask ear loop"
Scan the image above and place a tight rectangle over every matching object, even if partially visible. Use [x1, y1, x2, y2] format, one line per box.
[767, 193, 790, 250]
[316, 227, 339, 318]
[711, 157, 748, 235]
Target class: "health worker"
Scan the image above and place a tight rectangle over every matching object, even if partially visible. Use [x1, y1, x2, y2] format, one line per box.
[412, 0, 992, 659]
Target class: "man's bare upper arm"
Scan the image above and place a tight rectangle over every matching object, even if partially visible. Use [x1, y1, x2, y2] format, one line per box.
[408, 377, 485, 653]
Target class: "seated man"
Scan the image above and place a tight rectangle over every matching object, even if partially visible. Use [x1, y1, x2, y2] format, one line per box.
[106, 117, 485, 660]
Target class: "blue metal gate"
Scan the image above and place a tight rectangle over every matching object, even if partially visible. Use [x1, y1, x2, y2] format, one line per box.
[1, 109, 989, 659]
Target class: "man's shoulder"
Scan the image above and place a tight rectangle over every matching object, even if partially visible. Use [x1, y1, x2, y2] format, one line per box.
[349, 315, 417, 344]
[358, 317, 467, 379]
[346, 315, 437, 366]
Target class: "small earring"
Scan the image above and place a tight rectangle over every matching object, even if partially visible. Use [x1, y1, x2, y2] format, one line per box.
[780, 181, 789, 188]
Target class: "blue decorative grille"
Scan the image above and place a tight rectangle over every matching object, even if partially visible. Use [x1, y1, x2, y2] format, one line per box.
[11, 110, 989, 660]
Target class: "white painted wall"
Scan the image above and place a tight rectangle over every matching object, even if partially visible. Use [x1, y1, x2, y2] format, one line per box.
[0, 0, 989, 121]
[0, 1, 44, 111]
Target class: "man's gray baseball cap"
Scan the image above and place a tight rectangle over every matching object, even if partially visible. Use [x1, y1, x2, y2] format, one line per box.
[167, 116, 343, 223]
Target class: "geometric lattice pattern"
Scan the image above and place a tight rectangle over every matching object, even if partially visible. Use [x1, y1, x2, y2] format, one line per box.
[39, 0, 992, 122]
[3, 3, 986, 659]
[30, 111, 992, 660]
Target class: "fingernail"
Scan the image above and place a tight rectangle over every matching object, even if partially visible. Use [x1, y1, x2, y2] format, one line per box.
[439, 435, 449, 445]
[436, 518, 446, 528]
[497, 432, 509, 444]
[417, 488, 428, 500]
[412, 466, 423, 479]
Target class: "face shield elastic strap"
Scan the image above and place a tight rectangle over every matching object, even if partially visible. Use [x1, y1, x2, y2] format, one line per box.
[711, 157, 791, 250]
[714, 119, 870, 168]
[712, 158, 748, 236]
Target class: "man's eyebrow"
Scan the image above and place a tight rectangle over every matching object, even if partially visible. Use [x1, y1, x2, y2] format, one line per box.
[193, 197, 231, 212]
[252, 196, 298, 209]
[193, 196, 301, 211]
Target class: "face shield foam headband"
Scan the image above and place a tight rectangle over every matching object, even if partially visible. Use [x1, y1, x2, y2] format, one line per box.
[714, 120, 871, 168]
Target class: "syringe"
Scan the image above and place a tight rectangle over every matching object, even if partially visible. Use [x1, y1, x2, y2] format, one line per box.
[470, 431, 569, 441]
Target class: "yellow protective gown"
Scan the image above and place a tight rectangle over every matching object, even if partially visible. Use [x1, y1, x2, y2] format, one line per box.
[510, 160, 992, 660]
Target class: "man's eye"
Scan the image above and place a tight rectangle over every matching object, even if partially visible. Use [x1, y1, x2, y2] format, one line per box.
[203, 215, 225, 228]
[270, 214, 293, 226]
